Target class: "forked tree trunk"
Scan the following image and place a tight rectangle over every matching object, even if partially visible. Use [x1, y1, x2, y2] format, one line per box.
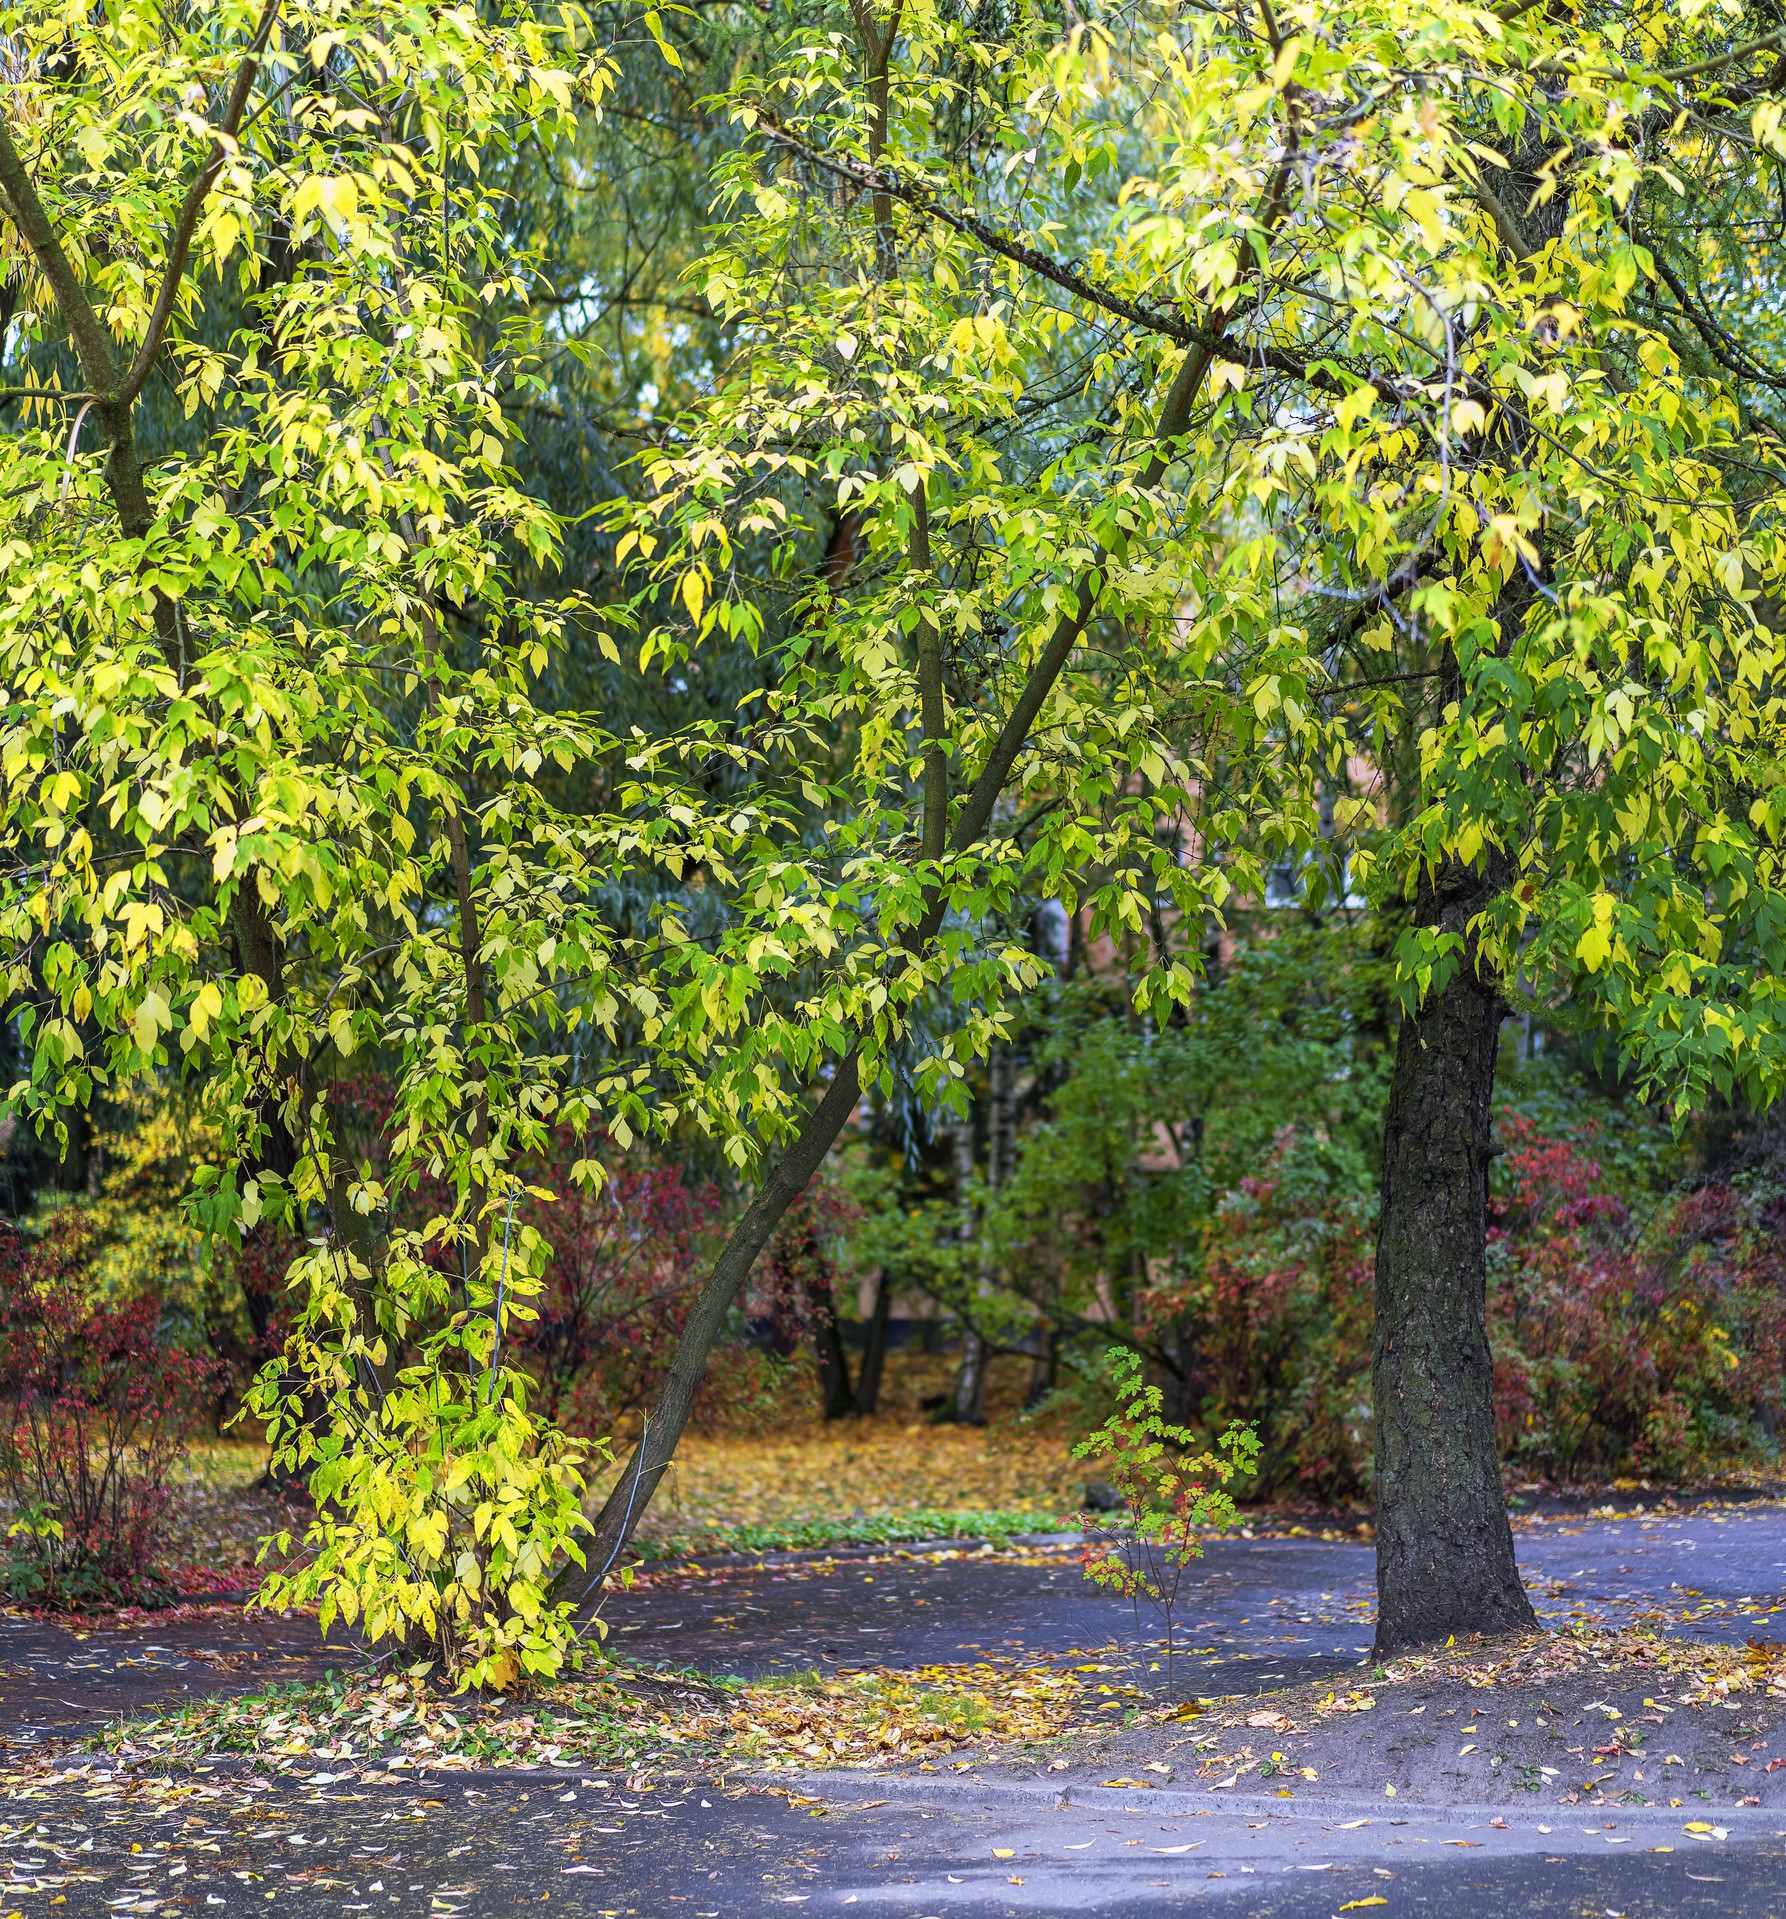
[1372, 908, 1535, 1654]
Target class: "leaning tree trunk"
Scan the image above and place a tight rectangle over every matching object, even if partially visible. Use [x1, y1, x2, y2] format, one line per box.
[1372, 902, 1535, 1655]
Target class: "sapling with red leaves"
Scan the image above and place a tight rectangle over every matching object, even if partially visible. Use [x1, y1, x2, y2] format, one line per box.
[0, 1219, 222, 1608]
[1073, 1346, 1258, 1694]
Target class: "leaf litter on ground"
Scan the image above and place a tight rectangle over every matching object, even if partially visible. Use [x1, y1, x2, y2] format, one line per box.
[74, 1647, 1145, 1778]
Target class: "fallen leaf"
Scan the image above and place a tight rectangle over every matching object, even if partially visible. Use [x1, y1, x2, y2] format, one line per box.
[1338, 1903, 1389, 1913]
[992, 1849, 1014, 1859]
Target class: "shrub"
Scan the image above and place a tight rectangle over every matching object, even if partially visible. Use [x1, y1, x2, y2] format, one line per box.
[523, 1165, 723, 1432]
[0, 1217, 222, 1608]
[1139, 1141, 1375, 1501]
[1136, 1118, 1786, 1501]
[1072, 1346, 1258, 1687]
[1488, 1116, 1786, 1481]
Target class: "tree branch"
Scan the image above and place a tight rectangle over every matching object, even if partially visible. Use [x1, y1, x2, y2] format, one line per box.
[1646, 246, 1786, 390]
[0, 117, 124, 398]
[757, 113, 1224, 353]
[118, 0, 282, 407]
[570, 116, 1304, 1602]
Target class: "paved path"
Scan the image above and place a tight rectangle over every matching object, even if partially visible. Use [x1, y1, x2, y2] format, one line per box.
[603, 1501, 1786, 1695]
[1, 1766, 1782, 1916]
[1, 1499, 1782, 1915]
[0, 1605, 336, 1752]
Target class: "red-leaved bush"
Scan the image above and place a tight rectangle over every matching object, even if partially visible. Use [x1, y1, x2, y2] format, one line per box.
[1488, 1117, 1786, 1481]
[0, 1217, 222, 1608]
[523, 1165, 725, 1431]
[1145, 1155, 1375, 1500]
[1142, 1120, 1786, 1500]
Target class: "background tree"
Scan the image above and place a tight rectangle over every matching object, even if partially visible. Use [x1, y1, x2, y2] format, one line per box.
[577, 0, 1786, 1659]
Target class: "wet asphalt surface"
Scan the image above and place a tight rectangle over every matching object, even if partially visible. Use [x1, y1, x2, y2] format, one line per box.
[1, 1499, 1781, 1915]
[599, 1500, 1786, 1696]
[0, 1766, 1781, 1916]
[0, 1607, 331, 1750]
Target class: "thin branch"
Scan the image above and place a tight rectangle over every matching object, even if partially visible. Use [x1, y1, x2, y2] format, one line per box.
[756, 112, 1228, 354]
[1646, 247, 1786, 390]
[117, 0, 282, 407]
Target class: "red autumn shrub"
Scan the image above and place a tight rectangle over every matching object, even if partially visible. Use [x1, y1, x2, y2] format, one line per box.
[1137, 1119, 1786, 1501]
[523, 1165, 725, 1431]
[1166, 1155, 1376, 1500]
[0, 1216, 223, 1608]
[1488, 1116, 1786, 1481]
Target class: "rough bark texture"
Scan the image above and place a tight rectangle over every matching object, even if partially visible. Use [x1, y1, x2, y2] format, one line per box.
[1372, 900, 1535, 1654]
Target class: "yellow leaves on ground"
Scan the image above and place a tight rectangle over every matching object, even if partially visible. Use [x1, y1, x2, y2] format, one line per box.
[730, 1659, 1118, 1769]
[94, 1651, 1126, 1777]
[592, 1410, 1086, 1555]
[1361, 1625, 1786, 1702]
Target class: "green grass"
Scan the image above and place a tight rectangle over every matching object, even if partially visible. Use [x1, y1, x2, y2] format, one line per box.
[631, 1505, 1068, 1561]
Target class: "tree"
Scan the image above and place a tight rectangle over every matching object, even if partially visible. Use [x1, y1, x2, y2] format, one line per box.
[9, 0, 1786, 1679]
[567, 0, 1306, 1584]
[0, 0, 648, 1688]
[574, 0, 1786, 1663]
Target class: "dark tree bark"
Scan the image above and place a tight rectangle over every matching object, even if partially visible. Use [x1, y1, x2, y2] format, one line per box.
[1371, 879, 1535, 1655]
[811, 1278, 855, 1420]
[1023, 1320, 1056, 1409]
[854, 1268, 893, 1416]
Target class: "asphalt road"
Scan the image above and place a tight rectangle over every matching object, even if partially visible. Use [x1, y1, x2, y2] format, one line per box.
[2, 1498, 1782, 1915]
[0, 1605, 335, 1751]
[601, 1500, 1786, 1695]
[2, 1764, 1782, 1917]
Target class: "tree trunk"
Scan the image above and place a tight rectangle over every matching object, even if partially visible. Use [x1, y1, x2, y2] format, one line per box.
[946, 1103, 989, 1425]
[1023, 1320, 1056, 1410]
[811, 1277, 855, 1420]
[565, 1051, 863, 1602]
[1371, 911, 1535, 1655]
[854, 1269, 893, 1416]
